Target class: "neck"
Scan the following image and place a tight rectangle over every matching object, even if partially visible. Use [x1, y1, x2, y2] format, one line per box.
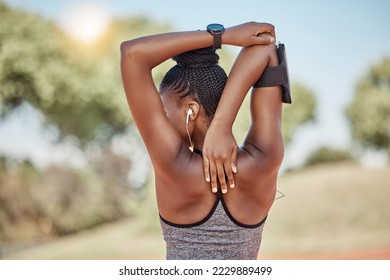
[191, 122, 208, 152]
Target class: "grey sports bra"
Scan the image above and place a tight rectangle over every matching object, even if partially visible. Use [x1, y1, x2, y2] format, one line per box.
[159, 191, 267, 260]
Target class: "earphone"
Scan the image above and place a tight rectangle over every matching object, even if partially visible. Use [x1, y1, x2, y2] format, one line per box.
[186, 108, 193, 147]
[186, 108, 193, 124]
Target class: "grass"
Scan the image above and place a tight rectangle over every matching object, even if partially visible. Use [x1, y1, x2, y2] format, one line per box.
[261, 162, 390, 258]
[4, 162, 390, 260]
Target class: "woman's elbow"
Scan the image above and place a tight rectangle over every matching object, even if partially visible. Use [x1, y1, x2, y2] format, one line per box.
[258, 142, 284, 174]
[120, 39, 152, 70]
[268, 144, 284, 171]
[120, 38, 147, 61]
[120, 40, 136, 59]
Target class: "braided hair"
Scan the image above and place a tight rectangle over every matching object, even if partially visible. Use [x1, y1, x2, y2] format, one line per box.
[159, 47, 227, 120]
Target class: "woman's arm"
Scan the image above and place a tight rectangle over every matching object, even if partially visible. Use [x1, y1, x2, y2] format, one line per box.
[120, 31, 213, 173]
[120, 22, 275, 174]
[202, 42, 284, 192]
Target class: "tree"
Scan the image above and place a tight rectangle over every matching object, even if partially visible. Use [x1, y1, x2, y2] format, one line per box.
[282, 83, 316, 144]
[346, 57, 390, 160]
[304, 146, 355, 166]
[0, 3, 171, 144]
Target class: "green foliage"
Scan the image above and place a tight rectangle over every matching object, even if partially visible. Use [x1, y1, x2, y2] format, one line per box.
[0, 3, 172, 144]
[0, 158, 43, 245]
[346, 57, 390, 158]
[304, 146, 355, 166]
[0, 152, 135, 247]
[282, 83, 316, 144]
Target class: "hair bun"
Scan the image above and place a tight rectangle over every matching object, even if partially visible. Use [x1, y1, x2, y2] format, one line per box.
[173, 47, 219, 68]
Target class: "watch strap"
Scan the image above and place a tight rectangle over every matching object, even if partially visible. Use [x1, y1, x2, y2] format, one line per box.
[213, 33, 222, 49]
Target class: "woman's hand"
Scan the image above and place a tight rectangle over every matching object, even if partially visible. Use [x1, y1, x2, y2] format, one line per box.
[202, 121, 238, 194]
[224, 22, 275, 47]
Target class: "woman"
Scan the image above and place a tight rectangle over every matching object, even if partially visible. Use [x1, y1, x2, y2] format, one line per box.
[120, 22, 284, 259]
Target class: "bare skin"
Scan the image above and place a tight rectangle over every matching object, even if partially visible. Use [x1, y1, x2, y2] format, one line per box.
[120, 22, 283, 225]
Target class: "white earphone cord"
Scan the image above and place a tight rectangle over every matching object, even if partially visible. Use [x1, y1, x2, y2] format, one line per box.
[186, 110, 193, 147]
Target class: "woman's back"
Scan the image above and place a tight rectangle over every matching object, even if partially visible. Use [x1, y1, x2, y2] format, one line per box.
[155, 148, 277, 227]
[156, 148, 276, 260]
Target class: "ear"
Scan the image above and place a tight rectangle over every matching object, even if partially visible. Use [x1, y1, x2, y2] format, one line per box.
[187, 101, 200, 121]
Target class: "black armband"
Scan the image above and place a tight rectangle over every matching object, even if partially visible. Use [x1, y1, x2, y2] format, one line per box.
[253, 43, 292, 104]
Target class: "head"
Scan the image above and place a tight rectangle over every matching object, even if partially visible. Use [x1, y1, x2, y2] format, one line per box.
[159, 47, 227, 147]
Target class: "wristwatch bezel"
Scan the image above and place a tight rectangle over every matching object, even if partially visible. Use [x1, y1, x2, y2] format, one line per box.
[207, 23, 225, 34]
[206, 23, 225, 49]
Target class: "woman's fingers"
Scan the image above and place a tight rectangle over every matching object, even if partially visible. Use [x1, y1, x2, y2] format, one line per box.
[203, 157, 210, 183]
[216, 162, 228, 194]
[256, 22, 275, 39]
[253, 33, 275, 45]
[204, 148, 238, 194]
[202, 131, 238, 194]
[230, 147, 238, 175]
[206, 157, 234, 194]
[224, 160, 235, 190]
[209, 161, 218, 193]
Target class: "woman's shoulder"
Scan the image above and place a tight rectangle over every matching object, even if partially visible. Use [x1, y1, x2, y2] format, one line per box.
[156, 149, 208, 192]
[236, 144, 283, 183]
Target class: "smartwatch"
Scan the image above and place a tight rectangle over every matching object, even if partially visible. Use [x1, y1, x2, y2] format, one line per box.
[206, 23, 225, 50]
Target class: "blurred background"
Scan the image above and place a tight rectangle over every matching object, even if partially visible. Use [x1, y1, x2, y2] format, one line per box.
[0, 0, 389, 259]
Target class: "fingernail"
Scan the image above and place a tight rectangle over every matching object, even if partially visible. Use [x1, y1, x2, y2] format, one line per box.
[206, 177, 210, 182]
[222, 189, 227, 194]
[230, 184, 235, 189]
[232, 166, 237, 173]
[212, 187, 218, 193]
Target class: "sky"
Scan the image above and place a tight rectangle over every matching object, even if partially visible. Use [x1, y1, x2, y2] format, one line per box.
[1, 0, 390, 169]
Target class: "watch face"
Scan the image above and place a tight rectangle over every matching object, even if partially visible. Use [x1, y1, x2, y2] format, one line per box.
[207, 23, 225, 33]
